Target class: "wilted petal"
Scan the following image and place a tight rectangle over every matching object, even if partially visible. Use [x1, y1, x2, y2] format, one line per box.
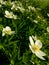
[29, 44, 35, 53]
[29, 36, 34, 46]
[35, 40, 42, 49]
[35, 51, 45, 60]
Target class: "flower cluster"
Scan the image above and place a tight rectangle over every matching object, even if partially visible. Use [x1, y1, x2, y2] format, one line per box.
[0, 0, 49, 65]
[11, 1, 25, 13]
[0, 0, 6, 7]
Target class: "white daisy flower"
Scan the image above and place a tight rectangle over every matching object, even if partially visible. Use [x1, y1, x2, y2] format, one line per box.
[5, 10, 13, 18]
[5, 10, 17, 19]
[2, 26, 15, 36]
[29, 36, 46, 60]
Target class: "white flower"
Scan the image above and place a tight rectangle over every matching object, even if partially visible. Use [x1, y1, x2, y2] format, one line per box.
[11, 1, 25, 13]
[28, 6, 36, 12]
[47, 27, 49, 32]
[5, 10, 17, 19]
[11, 4, 25, 13]
[0, 0, 6, 5]
[2, 26, 15, 36]
[29, 36, 46, 60]
[11, 4, 16, 10]
[5, 10, 13, 18]
[17, 7, 25, 13]
[0, 0, 4, 4]
[33, 20, 38, 23]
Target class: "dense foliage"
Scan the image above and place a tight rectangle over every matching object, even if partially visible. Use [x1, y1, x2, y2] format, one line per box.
[0, 0, 49, 65]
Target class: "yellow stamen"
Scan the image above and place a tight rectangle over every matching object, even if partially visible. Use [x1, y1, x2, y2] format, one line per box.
[7, 14, 12, 18]
[6, 30, 11, 34]
[33, 44, 40, 52]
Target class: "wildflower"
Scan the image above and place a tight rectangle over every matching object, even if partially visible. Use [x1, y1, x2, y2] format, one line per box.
[2, 26, 15, 36]
[5, 10, 13, 18]
[29, 36, 46, 60]
[0, 0, 6, 6]
[5, 10, 17, 19]
[0, 0, 3, 4]
[28, 6, 36, 12]
[17, 7, 25, 13]
[33, 20, 38, 23]
[11, 4, 25, 13]
[11, 1, 25, 13]
[47, 27, 49, 32]
[11, 4, 16, 10]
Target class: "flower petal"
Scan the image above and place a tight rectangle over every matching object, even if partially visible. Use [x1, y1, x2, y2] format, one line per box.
[10, 31, 15, 35]
[38, 50, 46, 56]
[35, 40, 42, 49]
[29, 36, 34, 46]
[32, 35, 37, 40]
[5, 26, 11, 31]
[2, 33, 5, 36]
[35, 51, 45, 60]
[29, 44, 35, 53]
[5, 10, 9, 15]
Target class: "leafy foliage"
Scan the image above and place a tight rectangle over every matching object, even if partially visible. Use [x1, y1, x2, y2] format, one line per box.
[0, 0, 49, 65]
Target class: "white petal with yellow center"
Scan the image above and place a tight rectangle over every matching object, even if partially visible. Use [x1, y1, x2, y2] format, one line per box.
[2, 26, 15, 36]
[5, 10, 13, 18]
[29, 35, 46, 60]
[5, 26, 12, 35]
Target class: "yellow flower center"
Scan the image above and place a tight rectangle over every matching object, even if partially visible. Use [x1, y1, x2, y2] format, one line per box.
[6, 30, 11, 34]
[33, 44, 40, 52]
[7, 14, 12, 18]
